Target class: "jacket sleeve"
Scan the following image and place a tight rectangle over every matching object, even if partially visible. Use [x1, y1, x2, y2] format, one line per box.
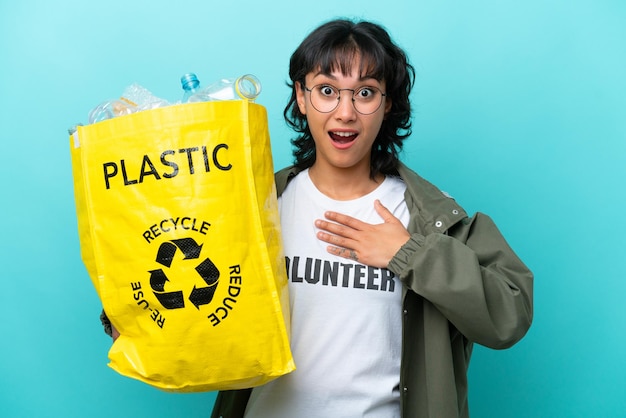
[388, 212, 533, 349]
[100, 309, 113, 337]
[210, 389, 252, 418]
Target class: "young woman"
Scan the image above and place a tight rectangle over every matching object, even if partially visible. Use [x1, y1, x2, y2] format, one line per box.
[210, 18, 534, 418]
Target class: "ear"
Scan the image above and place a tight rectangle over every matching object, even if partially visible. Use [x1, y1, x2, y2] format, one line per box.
[295, 81, 307, 115]
[384, 96, 392, 115]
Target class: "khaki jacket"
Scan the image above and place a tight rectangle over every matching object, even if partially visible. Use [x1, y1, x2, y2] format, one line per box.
[211, 163, 533, 418]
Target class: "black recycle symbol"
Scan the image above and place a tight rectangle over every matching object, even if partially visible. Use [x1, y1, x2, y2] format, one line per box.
[149, 238, 220, 309]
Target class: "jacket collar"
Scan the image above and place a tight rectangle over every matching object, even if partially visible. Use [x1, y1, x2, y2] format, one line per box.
[396, 162, 467, 234]
[275, 165, 300, 196]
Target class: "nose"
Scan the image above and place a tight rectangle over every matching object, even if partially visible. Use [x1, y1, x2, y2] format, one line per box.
[334, 92, 357, 121]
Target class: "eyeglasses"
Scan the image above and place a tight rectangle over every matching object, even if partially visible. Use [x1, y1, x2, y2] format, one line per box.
[303, 84, 387, 115]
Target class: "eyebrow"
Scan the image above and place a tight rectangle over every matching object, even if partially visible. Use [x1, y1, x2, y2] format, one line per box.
[311, 72, 379, 83]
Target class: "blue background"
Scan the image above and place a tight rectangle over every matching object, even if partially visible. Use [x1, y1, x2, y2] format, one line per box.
[1, 1, 624, 417]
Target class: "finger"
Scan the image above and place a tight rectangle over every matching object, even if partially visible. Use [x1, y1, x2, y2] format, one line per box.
[111, 325, 120, 341]
[315, 219, 358, 238]
[323, 211, 366, 230]
[327, 246, 359, 261]
[374, 199, 400, 224]
[317, 230, 355, 248]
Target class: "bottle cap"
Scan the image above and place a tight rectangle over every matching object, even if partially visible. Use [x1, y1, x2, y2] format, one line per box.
[236, 74, 262, 100]
[181, 73, 200, 91]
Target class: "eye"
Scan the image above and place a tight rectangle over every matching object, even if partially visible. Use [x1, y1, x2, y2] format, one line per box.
[355, 87, 377, 100]
[318, 85, 337, 97]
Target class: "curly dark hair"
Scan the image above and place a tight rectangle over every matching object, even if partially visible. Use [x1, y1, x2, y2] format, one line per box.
[284, 18, 415, 177]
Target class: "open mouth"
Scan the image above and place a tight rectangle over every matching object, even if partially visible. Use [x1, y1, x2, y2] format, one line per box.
[329, 131, 357, 144]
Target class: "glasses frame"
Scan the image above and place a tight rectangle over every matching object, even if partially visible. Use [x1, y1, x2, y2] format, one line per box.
[303, 84, 387, 115]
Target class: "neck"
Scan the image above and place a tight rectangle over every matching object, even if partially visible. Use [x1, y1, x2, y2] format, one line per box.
[308, 163, 384, 201]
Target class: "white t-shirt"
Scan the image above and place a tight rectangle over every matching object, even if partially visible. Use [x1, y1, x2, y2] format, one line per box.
[245, 169, 410, 418]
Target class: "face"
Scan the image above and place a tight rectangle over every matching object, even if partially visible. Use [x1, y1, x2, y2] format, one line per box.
[295, 65, 392, 174]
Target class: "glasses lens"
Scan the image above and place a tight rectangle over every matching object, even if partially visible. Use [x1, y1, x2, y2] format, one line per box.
[309, 85, 339, 113]
[353, 87, 383, 115]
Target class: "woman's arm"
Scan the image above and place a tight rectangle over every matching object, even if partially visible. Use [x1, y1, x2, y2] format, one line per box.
[389, 212, 533, 349]
[100, 310, 120, 340]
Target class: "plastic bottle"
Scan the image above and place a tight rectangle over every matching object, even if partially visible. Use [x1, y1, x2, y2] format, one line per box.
[87, 83, 168, 124]
[181, 73, 201, 103]
[188, 74, 262, 102]
[122, 83, 170, 111]
[88, 98, 137, 124]
[68, 123, 83, 135]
